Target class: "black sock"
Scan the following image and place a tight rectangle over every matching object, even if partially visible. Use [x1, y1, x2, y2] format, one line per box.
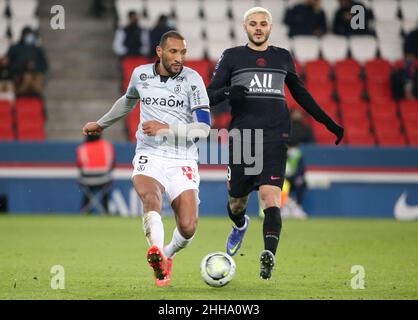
[263, 207, 282, 255]
[227, 203, 246, 228]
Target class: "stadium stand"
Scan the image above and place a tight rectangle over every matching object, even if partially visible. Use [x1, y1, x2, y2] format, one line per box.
[0, 0, 47, 141]
[113, 0, 418, 147]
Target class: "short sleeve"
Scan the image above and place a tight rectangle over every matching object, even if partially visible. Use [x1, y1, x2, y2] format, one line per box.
[188, 72, 210, 111]
[125, 68, 140, 99]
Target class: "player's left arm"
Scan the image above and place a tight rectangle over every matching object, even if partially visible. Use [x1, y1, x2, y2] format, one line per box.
[285, 53, 344, 145]
[143, 72, 211, 139]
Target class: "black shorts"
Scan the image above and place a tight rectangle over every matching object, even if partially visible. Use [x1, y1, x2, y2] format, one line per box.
[227, 141, 288, 198]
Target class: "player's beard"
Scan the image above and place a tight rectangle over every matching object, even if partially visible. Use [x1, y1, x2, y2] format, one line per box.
[161, 56, 183, 76]
[247, 31, 270, 47]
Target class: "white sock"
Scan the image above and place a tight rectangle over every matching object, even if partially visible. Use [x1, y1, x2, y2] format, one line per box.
[164, 228, 194, 258]
[142, 211, 164, 249]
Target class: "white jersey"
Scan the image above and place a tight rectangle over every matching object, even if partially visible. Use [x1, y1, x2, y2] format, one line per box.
[126, 62, 210, 160]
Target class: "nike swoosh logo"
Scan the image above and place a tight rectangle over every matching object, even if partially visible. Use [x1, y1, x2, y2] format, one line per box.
[394, 192, 418, 221]
[229, 242, 240, 254]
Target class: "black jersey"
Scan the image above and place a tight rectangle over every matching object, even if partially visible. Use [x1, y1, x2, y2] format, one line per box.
[207, 45, 341, 144]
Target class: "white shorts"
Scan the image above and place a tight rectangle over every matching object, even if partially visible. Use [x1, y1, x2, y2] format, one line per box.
[132, 152, 200, 203]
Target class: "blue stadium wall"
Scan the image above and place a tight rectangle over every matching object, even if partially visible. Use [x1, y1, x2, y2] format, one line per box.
[0, 142, 418, 219]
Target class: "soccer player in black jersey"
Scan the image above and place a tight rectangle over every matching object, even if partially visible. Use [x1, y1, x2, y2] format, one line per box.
[207, 7, 344, 280]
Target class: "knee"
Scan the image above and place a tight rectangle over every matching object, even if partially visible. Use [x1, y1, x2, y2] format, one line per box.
[177, 216, 198, 239]
[229, 198, 247, 214]
[139, 191, 162, 211]
[260, 190, 281, 208]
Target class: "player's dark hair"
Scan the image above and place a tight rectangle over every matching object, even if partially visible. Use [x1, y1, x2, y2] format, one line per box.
[159, 30, 184, 48]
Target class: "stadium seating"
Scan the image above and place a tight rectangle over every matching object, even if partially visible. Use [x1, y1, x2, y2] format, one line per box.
[312, 121, 339, 145]
[334, 59, 361, 84]
[146, 0, 174, 25]
[112, 0, 418, 147]
[115, 0, 145, 26]
[121, 56, 151, 91]
[185, 59, 211, 86]
[340, 101, 369, 122]
[0, 100, 14, 141]
[400, 0, 418, 22]
[349, 36, 378, 64]
[379, 38, 403, 62]
[14, 97, 45, 141]
[202, 0, 230, 22]
[230, 0, 254, 21]
[320, 35, 349, 64]
[304, 59, 331, 84]
[291, 36, 320, 64]
[372, 0, 399, 22]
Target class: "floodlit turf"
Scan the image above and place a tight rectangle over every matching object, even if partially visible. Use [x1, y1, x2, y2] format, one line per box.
[0, 215, 417, 300]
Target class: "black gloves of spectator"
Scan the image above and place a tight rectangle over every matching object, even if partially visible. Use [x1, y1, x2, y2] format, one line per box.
[224, 85, 249, 102]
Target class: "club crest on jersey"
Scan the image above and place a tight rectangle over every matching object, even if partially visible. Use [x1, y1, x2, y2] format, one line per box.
[174, 84, 181, 94]
[182, 166, 195, 181]
[256, 58, 267, 67]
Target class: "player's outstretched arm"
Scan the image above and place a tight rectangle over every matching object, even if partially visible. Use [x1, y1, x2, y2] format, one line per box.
[143, 108, 211, 139]
[82, 95, 138, 135]
[285, 73, 344, 145]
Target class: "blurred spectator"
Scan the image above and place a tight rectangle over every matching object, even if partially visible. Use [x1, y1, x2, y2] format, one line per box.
[0, 56, 15, 101]
[391, 55, 418, 100]
[113, 11, 149, 57]
[404, 24, 418, 58]
[77, 133, 115, 215]
[149, 15, 173, 57]
[289, 108, 315, 145]
[285, 146, 307, 207]
[7, 27, 48, 96]
[284, 0, 327, 37]
[333, 0, 375, 36]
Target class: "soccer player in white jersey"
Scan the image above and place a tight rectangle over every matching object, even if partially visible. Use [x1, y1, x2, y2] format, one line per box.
[82, 31, 211, 287]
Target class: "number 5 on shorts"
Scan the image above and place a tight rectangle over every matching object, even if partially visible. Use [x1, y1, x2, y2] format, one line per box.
[138, 155, 148, 164]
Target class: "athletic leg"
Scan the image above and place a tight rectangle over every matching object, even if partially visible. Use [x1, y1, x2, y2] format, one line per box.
[133, 174, 167, 285]
[258, 184, 282, 280]
[165, 189, 199, 258]
[226, 195, 250, 256]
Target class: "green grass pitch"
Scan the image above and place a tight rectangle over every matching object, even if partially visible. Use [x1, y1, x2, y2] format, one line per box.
[0, 215, 417, 300]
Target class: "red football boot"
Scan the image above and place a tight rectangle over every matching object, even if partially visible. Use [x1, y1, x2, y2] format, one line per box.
[146, 246, 168, 287]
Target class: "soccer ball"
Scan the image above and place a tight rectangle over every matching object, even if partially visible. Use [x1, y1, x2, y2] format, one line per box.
[200, 252, 236, 287]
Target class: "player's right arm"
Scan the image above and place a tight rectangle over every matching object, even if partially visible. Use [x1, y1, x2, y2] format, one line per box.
[82, 69, 140, 136]
[207, 49, 248, 105]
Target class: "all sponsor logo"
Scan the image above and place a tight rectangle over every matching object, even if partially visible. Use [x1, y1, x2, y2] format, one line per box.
[249, 73, 281, 94]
